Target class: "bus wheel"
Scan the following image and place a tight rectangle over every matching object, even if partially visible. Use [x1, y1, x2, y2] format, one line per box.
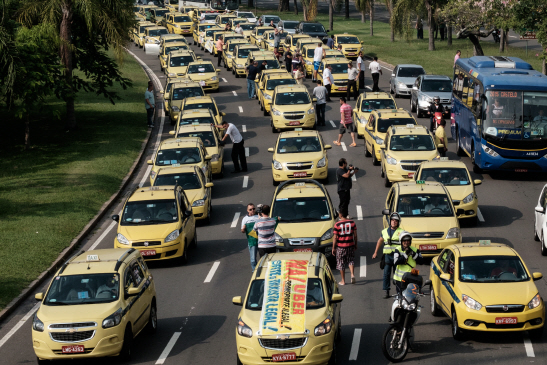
[471, 144, 482, 173]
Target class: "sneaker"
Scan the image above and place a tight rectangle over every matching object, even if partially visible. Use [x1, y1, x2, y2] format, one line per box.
[384, 290, 390, 299]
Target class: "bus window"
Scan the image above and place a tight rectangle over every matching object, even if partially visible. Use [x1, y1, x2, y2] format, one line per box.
[461, 74, 469, 106]
[484, 91, 523, 138]
[466, 78, 475, 108]
[454, 71, 465, 100]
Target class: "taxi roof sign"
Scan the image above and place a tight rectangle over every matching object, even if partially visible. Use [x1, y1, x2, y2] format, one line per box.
[87, 255, 100, 262]
[406, 124, 414, 128]
[440, 157, 449, 160]
[479, 240, 491, 246]
[416, 180, 425, 184]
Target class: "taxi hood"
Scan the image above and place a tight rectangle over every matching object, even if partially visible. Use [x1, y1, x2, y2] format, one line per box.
[389, 150, 438, 160]
[276, 220, 332, 239]
[38, 301, 120, 325]
[188, 73, 215, 81]
[169, 65, 189, 74]
[276, 151, 324, 163]
[444, 184, 474, 201]
[400, 216, 456, 235]
[183, 188, 201, 204]
[119, 222, 179, 241]
[457, 280, 538, 306]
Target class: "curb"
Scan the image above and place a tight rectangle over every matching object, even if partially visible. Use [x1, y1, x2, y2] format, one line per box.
[0, 53, 157, 324]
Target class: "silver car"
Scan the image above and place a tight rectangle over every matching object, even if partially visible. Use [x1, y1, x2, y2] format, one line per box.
[389, 64, 425, 98]
[257, 15, 280, 27]
[410, 75, 453, 118]
[235, 11, 257, 24]
[278, 20, 299, 34]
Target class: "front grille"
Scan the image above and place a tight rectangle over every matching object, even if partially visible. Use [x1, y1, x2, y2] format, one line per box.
[440, 98, 450, 104]
[284, 112, 305, 120]
[286, 162, 313, 170]
[334, 81, 347, 86]
[288, 238, 316, 246]
[406, 84, 413, 88]
[261, 356, 306, 362]
[49, 322, 96, 329]
[400, 160, 425, 171]
[53, 348, 94, 355]
[133, 241, 161, 247]
[50, 330, 95, 343]
[485, 305, 525, 313]
[177, 73, 185, 76]
[485, 322, 524, 329]
[182, 26, 191, 29]
[346, 48, 357, 51]
[260, 337, 307, 349]
[412, 232, 445, 239]
[499, 161, 542, 171]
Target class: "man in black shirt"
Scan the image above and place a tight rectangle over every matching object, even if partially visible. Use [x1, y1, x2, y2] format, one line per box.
[337, 158, 358, 217]
[285, 49, 293, 73]
[246, 59, 259, 99]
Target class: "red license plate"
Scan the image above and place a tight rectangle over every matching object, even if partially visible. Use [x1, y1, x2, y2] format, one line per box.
[348, 53, 355, 55]
[140, 250, 157, 257]
[495, 317, 518, 325]
[407, 172, 415, 178]
[293, 172, 307, 177]
[272, 352, 297, 362]
[294, 248, 312, 252]
[420, 244, 437, 251]
[62, 345, 85, 354]
[289, 121, 301, 126]
[338, 87, 347, 91]
[515, 169, 527, 172]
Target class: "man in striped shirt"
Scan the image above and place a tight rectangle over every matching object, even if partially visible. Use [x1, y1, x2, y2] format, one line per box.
[332, 210, 357, 285]
[252, 205, 279, 257]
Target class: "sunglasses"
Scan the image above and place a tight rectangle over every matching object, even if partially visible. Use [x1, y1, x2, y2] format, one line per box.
[248, 208, 256, 211]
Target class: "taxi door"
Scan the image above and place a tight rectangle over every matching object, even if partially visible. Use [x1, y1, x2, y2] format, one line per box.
[123, 260, 149, 334]
[250, 29, 258, 45]
[436, 249, 457, 315]
[201, 144, 212, 180]
[364, 114, 376, 156]
[324, 265, 341, 334]
[177, 189, 195, 245]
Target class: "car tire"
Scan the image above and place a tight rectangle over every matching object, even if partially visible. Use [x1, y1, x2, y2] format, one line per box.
[364, 143, 371, 157]
[430, 288, 442, 317]
[236, 353, 243, 365]
[390, 84, 394, 94]
[410, 98, 416, 112]
[381, 164, 385, 177]
[272, 125, 278, 133]
[417, 108, 423, 118]
[322, 174, 329, 185]
[146, 301, 158, 334]
[179, 241, 188, 265]
[273, 178, 280, 186]
[119, 325, 133, 362]
[204, 203, 212, 225]
[451, 310, 465, 341]
[541, 234, 547, 256]
[534, 220, 539, 241]
[327, 341, 337, 365]
[384, 173, 391, 188]
[372, 149, 380, 166]
[471, 143, 482, 173]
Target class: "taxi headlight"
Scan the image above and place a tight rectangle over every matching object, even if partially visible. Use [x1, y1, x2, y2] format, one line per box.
[236, 63, 244, 68]
[211, 76, 218, 81]
[305, 60, 313, 65]
[168, 72, 176, 77]
[272, 108, 282, 116]
[528, 293, 541, 309]
[275, 232, 284, 243]
[117, 233, 130, 245]
[237, 318, 253, 338]
[462, 294, 482, 311]
[314, 316, 332, 336]
[32, 314, 44, 332]
[317, 157, 326, 168]
[171, 106, 180, 112]
[165, 229, 180, 243]
[308, 107, 315, 114]
[264, 94, 272, 100]
[375, 137, 384, 145]
[211, 154, 219, 162]
[102, 308, 123, 329]
[273, 160, 282, 170]
[320, 228, 333, 241]
[360, 117, 367, 124]
[446, 227, 460, 239]
[192, 198, 205, 207]
[462, 193, 474, 204]
[386, 154, 397, 165]
[483, 145, 499, 157]
[175, 24, 181, 28]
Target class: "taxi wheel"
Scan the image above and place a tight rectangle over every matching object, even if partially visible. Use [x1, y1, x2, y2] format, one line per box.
[430, 288, 442, 317]
[263, 108, 269, 117]
[372, 149, 380, 166]
[204, 203, 212, 225]
[191, 228, 198, 248]
[119, 325, 133, 362]
[178, 241, 189, 265]
[146, 301, 158, 334]
[380, 165, 385, 177]
[534, 220, 539, 241]
[384, 174, 391, 188]
[541, 235, 547, 256]
[236, 354, 243, 365]
[364, 144, 371, 157]
[451, 310, 465, 341]
[327, 342, 337, 365]
[456, 130, 465, 157]
[260, 102, 264, 111]
[410, 98, 416, 113]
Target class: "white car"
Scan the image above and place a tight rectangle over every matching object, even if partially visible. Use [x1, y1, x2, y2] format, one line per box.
[534, 182, 547, 255]
[235, 11, 256, 24]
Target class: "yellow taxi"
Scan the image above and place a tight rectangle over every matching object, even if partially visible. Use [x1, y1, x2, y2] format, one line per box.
[166, 80, 205, 122]
[268, 129, 331, 185]
[180, 95, 226, 127]
[222, 38, 249, 70]
[165, 0, 179, 12]
[185, 61, 220, 92]
[133, 21, 155, 47]
[215, 32, 245, 56]
[113, 186, 197, 263]
[302, 44, 329, 77]
[414, 159, 482, 223]
[270, 179, 336, 255]
[317, 57, 356, 94]
[238, 22, 257, 39]
[380, 124, 440, 187]
[162, 77, 189, 112]
[271, 84, 316, 133]
[284, 34, 314, 53]
[259, 73, 296, 115]
[255, 69, 288, 104]
[175, 108, 220, 130]
[159, 33, 188, 50]
[143, 26, 169, 51]
[215, 13, 237, 27]
[193, 23, 217, 46]
[32, 249, 157, 362]
[382, 180, 462, 256]
[246, 50, 282, 72]
[261, 30, 288, 51]
[295, 38, 319, 56]
[159, 41, 191, 71]
[352, 91, 397, 145]
[333, 33, 363, 58]
[148, 137, 212, 183]
[137, 5, 156, 22]
[150, 8, 173, 26]
[165, 49, 198, 78]
[229, 17, 248, 28]
[233, 252, 342, 364]
[152, 165, 214, 224]
[232, 44, 259, 77]
[249, 26, 272, 46]
[204, 29, 232, 54]
[164, 12, 194, 35]
[199, 26, 223, 51]
[324, 49, 344, 59]
[429, 241, 544, 340]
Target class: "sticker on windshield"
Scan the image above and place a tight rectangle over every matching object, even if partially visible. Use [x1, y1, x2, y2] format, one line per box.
[77, 291, 89, 299]
[81, 279, 89, 283]
[279, 149, 286, 152]
[276, 198, 288, 201]
[461, 274, 476, 280]
[321, 215, 330, 219]
[460, 181, 467, 185]
[198, 67, 205, 72]
[147, 204, 156, 208]
[296, 202, 306, 205]
[171, 160, 178, 164]
[412, 209, 420, 215]
[280, 139, 286, 141]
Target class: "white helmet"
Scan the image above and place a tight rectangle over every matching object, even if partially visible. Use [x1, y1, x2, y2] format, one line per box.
[399, 231, 412, 244]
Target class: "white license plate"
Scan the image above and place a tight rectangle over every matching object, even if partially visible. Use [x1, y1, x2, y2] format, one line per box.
[140, 250, 157, 256]
[495, 317, 517, 325]
[420, 244, 437, 251]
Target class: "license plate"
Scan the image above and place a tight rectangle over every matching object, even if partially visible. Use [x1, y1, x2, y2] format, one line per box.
[293, 172, 307, 177]
[338, 87, 347, 91]
[348, 53, 355, 55]
[62, 345, 85, 354]
[272, 352, 296, 362]
[294, 248, 312, 252]
[495, 317, 517, 325]
[140, 250, 157, 256]
[199, 81, 206, 86]
[420, 244, 437, 251]
[407, 172, 415, 178]
[289, 121, 301, 126]
[515, 169, 527, 172]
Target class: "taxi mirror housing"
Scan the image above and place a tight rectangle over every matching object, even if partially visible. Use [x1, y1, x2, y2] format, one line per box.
[437, 143, 444, 149]
[183, 209, 192, 218]
[35, 293, 44, 301]
[331, 293, 343, 304]
[324, 144, 332, 150]
[169, 130, 175, 135]
[312, 98, 317, 102]
[474, 179, 482, 186]
[232, 296, 243, 306]
[205, 182, 214, 188]
[439, 273, 452, 282]
[112, 215, 120, 222]
[216, 69, 221, 72]
[268, 148, 274, 152]
[533, 272, 543, 281]
[221, 112, 226, 116]
[197, 56, 202, 59]
[205, 154, 212, 160]
[281, 64, 286, 68]
[535, 206, 545, 214]
[382, 209, 390, 216]
[126, 287, 140, 297]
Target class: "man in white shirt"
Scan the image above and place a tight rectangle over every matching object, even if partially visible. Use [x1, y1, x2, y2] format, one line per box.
[312, 80, 328, 126]
[369, 56, 382, 92]
[214, 121, 247, 173]
[234, 24, 243, 34]
[357, 51, 364, 89]
[347, 62, 359, 101]
[241, 203, 259, 271]
[313, 42, 324, 83]
[323, 64, 334, 102]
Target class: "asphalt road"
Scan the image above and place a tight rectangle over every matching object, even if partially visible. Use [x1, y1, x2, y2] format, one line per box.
[0, 33, 546, 365]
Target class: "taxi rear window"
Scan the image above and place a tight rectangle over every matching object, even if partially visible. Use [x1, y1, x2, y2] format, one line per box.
[361, 98, 396, 112]
[154, 173, 201, 189]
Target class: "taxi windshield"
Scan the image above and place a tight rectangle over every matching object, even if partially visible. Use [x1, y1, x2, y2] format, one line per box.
[396, 194, 454, 217]
[459, 256, 529, 282]
[275, 92, 310, 105]
[170, 56, 194, 67]
[183, 102, 218, 115]
[237, 48, 257, 58]
[228, 42, 243, 51]
[245, 278, 324, 310]
[337, 36, 359, 44]
[390, 134, 435, 151]
[240, 24, 256, 30]
[121, 199, 178, 225]
[377, 118, 415, 133]
[258, 59, 280, 69]
[205, 29, 218, 37]
[329, 64, 348, 74]
[154, 173, 202, 189]
[148, 29, 169, 37]
[179, 116, 215, 126]
[165, 45, 187, 54]
[420, 168, 470, 185]
[203, 14, 218, 20]
[177, 131, 216, 147]
[264, 16, 280, 23]
[282, 21, 299, 30]
[44, 274, 120, 306]
[155, 147, 202, 166]
[188, 64, 215, 73]
[172, 87, 204, 100]
[174, 16, 192, 22]
[361, 98, 396, 112]
[273, 196, 331, 222]
[256, 28, 268, 36]
[266, 78, 296, 90]
[277, 136, 321, 153]
[139, 25, 154, 33]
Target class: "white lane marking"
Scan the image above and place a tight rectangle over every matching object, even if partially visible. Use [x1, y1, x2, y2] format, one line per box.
[341, 142, 347, 151]
[245, 147, 249, 157]
[360, 256, 366, 277]
[139, 165, 152, 187]
[329, 120, 336, 128]
[365, 86, 372, 90]
[231, 212, 241, 228]
[524, 334, 535, 357]
[204, 261, 221, 283]
[0, 302, 41, 349]
[89, 221, 117, 250]
[239, 106, 243, 113]
[242, 125, 247, 132]
[222, 77, 228, 82]
[356, 205, 363, 221]
[351, 174, 356, 182]
[243, 176, 249, 188]
[232, 90, 238, 96]
[155, 332, 181, 364]
[348, 328, 362, 360]
[477, 207, 485, 222]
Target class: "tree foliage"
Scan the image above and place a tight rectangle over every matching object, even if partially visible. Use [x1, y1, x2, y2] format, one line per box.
[512, 0, 547, 74]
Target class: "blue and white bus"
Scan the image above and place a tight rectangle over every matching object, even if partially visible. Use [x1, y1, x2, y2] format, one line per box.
[453, 56, 547, 172]
[167, 0, 238, 12]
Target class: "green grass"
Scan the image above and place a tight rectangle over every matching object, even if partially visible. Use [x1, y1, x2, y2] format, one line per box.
[0, 53, 149, 310]
[247, 8, 544, 76]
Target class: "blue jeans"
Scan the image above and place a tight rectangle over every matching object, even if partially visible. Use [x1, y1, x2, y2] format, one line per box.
[249, 245, 258, 271]
[383, 254, 395, 291]
[247, 79, 255, 99]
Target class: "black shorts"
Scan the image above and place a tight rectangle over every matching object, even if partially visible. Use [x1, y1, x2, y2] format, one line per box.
[339, 123, 356, 134]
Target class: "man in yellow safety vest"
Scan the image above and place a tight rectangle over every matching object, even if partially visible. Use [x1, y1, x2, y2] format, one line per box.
[373, 212, 404, 298]
[393, 231, 423, 293]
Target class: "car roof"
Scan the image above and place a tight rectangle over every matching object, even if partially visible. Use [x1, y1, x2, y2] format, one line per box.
[159, 137, 203, 149]
[171, 80, 201, 87]
[362, 91, 393, 99]
[256, 26, 273, 30]
[390, 124, 429, 135]
[336, 33, 358, 37]
[61, 248, 139, 275]
[184, 95, 216, 103]
[157, 165, 199, 176]
[422, 74, 451, 80]
[180, 108, 215, 117]
[177, 123, 215, 133]
[275, 180, 326, 198]
[237, 44, 259, 49]
[395, 181, 448, 194]
[325, 57, 351, 64]
[188, 60, 214, 65]
[147, 26, 167, 31]
[267, 73, 294, 80]
[128, 185, 180, 202]
[169, 50, 195, 56]
[419, 159, 468, 169]
[451, 242, 518, 257]
[253, 252, 326, 279]
[275, 84, 308, 92]
[373, 109, 413, 118]
[164, 41, 189, 47]
[279, 129, 319, 138]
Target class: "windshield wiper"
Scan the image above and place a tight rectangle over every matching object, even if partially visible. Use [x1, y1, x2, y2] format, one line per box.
[46, 301, 70, 305]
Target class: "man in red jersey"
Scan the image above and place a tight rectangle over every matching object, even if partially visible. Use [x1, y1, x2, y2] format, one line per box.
[332, 210, 357, 285]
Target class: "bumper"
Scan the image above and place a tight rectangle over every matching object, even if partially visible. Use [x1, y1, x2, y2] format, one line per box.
[202, 81, 219, 91]
[272, 166, 328, 182]
[478, 152, 547, 172]
[191, 202, 209, 220]
[225, 58, 234, 69]
[272, 114, 315, 129]
[455, 304, 545, 332]
[331, 81, 358, 93]
[395, 86, 412, 95]
[385, 166, 415, 183]
[172, 28, 193, 35]
[355, 122, 367, 137]
[276, 237, 333, 256]
[211, 159, 222, 174]
[455, 199, 478, 219]
[412, 237, 461, 257]
[114, 238, 184, 261]
[236, 67, 246, 75]
[33, 331, 123, 360]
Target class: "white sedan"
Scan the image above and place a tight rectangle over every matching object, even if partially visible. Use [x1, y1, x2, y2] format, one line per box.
[534, 182, 547, 255]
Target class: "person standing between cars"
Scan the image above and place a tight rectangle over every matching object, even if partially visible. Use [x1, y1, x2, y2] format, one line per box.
[337, 44, 343, 52]
[313, 42, 324, 82]
[241, 203, 260, 271]
[436, 119, 448, 157]
[234, 23, 243, 34]
[332, 210, 357, 285]
[357, 51, 364, 89]
[369, 56, 382, 92]
[214, 121, 247, 173]
[245, 59, 259, 99]
[372, 212, 404, 298]
[347, 62, 359, 101]
[327, 34, 335, 49]
[216, 35, 224, 67]
[393, 231, 423, 293]
[284, 48, 293, 73]
[273, 27, 282, 49]
[145, 81, 155, 128]
[292, 49, 302, 73]
[313, 80, 327, 126]
[294, 64, 304, 85]
[336, 158, 357, 218]
[334, 97, 357, 147]
[323, 64, 334, 102]
[252, 205, 279, 257]
[454, 50, 461, 67]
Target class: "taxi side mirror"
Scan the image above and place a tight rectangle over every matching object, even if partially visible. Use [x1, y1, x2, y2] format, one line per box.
[112, 215, 120, 222]
[533, 272, 543, 281]
[126, 287, 140, 297]
[281, 64, 285, 68]
[205, 154, 212, 160]
[160, 89, 164, 93]
[535, 206, 545, 214]
[324, 144, 332, 150]
[439, 273, 452, 283]
[35, 293, 44, 301]
[382, 209, 390, 216]
[183, 209, 192, 218]
[312, 98, 317, 102]
[197, 56, 202, 59]
[147, 159, 153, 165]
[474, 179, 482, 186]
[169, 130, 175, 135]
[268, 148, 274, 152]
[360, 41, 364, 44]
[367, 126, 373, 130]
[216, 69, 221, 72]
[221, 112, 226, 116]
[205, 182, 214, 188]
[331, 293, 343, 303]
[232, 296, 243, 306]
[437, 143, 444, 149]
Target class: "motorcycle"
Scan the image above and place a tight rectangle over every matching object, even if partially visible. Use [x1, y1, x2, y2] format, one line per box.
[430, 104, 449, 132]
[492, 29, 500, 43]
[382, 270, 431, 363]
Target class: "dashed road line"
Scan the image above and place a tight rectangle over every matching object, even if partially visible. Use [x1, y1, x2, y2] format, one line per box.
[89, 221, 117, 250]
[245, 147, 249, 157]
[329, 120, 336, 128]
[349, 328, 362, 360]
[239, 106, 243, 113]
[341, 142, 347, 151]
[243, 176, 249, 188]
[0, 302, 40, 349]
[155, 332, 181, 364]
[356, 205, 363, 221]
[231, 212, 241, 228]
[477, 207, 485, 222]
[222, 77, 228, 82]
[232, 90, 238, 96]
[524, 334, 535, 357]
[204, 261, 221, 283]
[360, 256, 366, 277]
[242, 125, 247, 132]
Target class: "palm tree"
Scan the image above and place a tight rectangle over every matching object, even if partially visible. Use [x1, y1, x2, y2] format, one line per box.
[18, 0, 135, 131]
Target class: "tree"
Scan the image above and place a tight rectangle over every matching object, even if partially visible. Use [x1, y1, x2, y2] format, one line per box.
[513, 0, 547, 74]
[345, 0, 350, 19]
[391, 0, 430, 46]
[328, 0, 335, 31]
[355, 0, 370, 23]
[278, 0, 290, 11]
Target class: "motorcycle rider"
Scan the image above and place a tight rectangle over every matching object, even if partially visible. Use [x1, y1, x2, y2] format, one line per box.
[393, 231, 424, 294]
[373, 212, 404, 299]
[428, 96, 444, 132]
